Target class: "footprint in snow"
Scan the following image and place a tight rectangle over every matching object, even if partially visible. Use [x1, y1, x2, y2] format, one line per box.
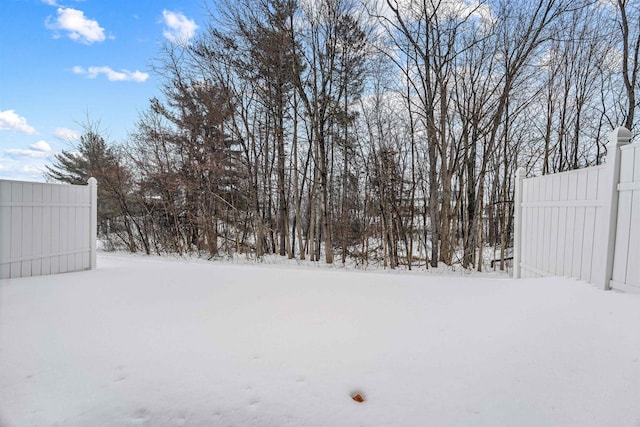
[130, 408, 150, 423]
[112, 366, 127, 382]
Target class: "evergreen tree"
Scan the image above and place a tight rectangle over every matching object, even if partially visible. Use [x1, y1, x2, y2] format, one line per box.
[46, 131, 117, 185]
[46, 128, 147, 253]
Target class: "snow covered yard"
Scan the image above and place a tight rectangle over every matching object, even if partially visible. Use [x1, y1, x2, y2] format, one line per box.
[1, 254, 639, 427]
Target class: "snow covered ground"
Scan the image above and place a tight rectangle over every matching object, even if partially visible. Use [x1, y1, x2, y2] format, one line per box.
[1, 253, 639, 427]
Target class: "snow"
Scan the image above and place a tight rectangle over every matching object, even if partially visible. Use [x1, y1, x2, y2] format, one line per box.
[1, 253, 639, 427]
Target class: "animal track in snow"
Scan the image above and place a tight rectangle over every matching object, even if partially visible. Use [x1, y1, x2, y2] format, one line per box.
[112, 365, 127, 382]
[130, 407, 150, 423]
[174, 411, 188, 425]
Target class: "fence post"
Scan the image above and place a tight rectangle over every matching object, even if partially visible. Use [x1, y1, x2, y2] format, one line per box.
[599, 127, 632, 290]
[88, 177, 97, 270]
[513, 167, 525, 278]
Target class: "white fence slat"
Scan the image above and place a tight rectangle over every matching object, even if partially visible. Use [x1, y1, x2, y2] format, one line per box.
[625, 190, 640, 287]
[77, 186, 85, 268]
[571, 206, 585, 278]
[548, 174, 560, 275]
[32, 206, 43, 276]
[0, 206, 9, 279]
[567, 173, 579, 277]
[524, 178, 532, 273]
[0, 181, 10, 203]
[522, 179, 531, 276]
[21, 182, 33, 276]
[613, 191, 632, 283]
[581, 207, 596, 282]
[620, 147, 634, 182]
[549, 203, 559, 275]
[75, 187, 84, 269]
[21, 205, 33, 277]
[591, 167, 607, 285]
[542, 177, 553, 273]
[0, 181, 10, 278]
[67, 188, 76, 272]
[85, 203, 91, 268]
[22, 182, 32, 202]
[42, 184, 52, 275]
[557, 206, 567, 276]
[632, 146, 639, 287]
[532, 180, 542, 277]
[634, 145, 640, 181]
[89, 178, 97, 269]
[541, 205, 549, 272]
[51, 200, 60, 275]
[59, 186, 69, 274]
[78, 187, 86, 268]
[10, 183, 22, 278]
[564, 207, 576, 276]
[557, 174, 569, 276]
[569, 171, 578, 200]
[73, 188, 79, 268]
[536, 178, 545, 273]
[30, 184, 42, 276]
[532, 178, 540, 270]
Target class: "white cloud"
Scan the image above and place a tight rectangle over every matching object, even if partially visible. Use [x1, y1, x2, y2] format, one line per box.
[3, 140, 52, 161]
[41, 0, 59, 5]
[0, 110, 37, 134]
[0, 157, 46, 182]
[45, 7, 106, 44]
[371, 0, 494, 28]
[30, 140, 52, 153]
[5, 148, 50, 159]
[73, 66, 149, 82]
[161, 10, 198, 44]
[55, 127, 81, 141]
[596, 0, 616, 9]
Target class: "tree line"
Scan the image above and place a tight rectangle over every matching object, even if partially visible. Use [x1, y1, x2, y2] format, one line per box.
[47, 0, 639, 270]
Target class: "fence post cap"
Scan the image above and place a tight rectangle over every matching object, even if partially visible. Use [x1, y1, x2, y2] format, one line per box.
[88, 177, 97, 186]
[516, 167, 525, 178]
[608, 126, 632, 146]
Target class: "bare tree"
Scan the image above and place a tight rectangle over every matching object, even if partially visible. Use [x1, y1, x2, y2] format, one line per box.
[617, 0, 640, 131]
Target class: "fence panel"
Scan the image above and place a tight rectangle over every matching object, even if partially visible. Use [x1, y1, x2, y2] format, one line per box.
[516, 166, 606, 282]
[514, 127, 636, 291]
[611, 143, 640, 291]
[0, 178, 97, 279]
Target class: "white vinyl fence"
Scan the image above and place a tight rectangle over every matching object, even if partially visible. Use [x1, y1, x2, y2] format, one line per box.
[513, 127, 639, 291]
[0, 178, 97, 279]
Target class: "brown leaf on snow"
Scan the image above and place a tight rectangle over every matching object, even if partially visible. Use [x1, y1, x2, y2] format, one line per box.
[352, 393, 365, 403]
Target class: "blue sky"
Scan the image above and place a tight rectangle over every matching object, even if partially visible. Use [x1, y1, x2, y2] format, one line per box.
[0, 0, 204, 182]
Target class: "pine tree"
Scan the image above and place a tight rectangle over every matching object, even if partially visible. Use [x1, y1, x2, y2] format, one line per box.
[46, 128, 147, 253]
[46, 131, 116, 184]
